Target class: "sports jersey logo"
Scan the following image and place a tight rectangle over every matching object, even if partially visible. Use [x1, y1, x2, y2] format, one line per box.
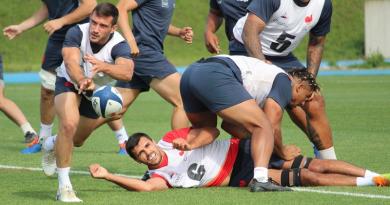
[305, 15, 313, 23]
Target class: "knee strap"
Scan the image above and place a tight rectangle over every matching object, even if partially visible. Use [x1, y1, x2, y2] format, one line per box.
[291, 155, 304, 169]
[281, 168, 302, 187]
[304, 157, 313, 169]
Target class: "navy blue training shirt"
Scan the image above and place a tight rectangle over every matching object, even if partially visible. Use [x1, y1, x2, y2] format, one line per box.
[132, 0, 175, 52]
[209, 0, 252, 40]
[43, 0, 89, 41]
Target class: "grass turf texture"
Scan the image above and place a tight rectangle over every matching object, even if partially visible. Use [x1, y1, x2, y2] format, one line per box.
[0, 75, 389, 204]
[0, 0, 365, 72]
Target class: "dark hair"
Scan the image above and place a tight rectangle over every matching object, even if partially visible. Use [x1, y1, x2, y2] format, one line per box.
[92, 3, 119, 25]
[288, 68, 320, 92]
[126, 132, 153, 160]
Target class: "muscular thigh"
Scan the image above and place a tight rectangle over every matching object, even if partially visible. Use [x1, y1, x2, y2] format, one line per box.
[150, 72, 182, 106]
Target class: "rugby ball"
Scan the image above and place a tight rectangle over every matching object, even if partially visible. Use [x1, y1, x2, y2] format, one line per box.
[91, 85, 123, 118]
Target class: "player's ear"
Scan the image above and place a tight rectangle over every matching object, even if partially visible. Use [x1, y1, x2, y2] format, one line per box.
[111, 24, 118, 33]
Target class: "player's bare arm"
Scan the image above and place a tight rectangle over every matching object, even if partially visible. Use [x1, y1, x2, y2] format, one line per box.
[204, 8, 223, 54]
[307, 34, 326, 78]
[117, 0, 140, 57]
[168, 25, 193, 44]
[263, 98, 301, 160]
[43, 0, 97, 36]
[242, 13, 267, 61]
[3, 4, 48, 40]
[172, 127, 220, 151]
[83, 54, 133, 81]
[89, 164, 168, 191]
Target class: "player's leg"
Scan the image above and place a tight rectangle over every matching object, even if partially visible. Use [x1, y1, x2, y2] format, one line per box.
[150, 72, 189, 129]
[0, 82, 38, 143]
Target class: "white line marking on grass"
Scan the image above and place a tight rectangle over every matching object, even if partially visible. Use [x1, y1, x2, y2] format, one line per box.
[0, 164, 140, 178]
[2, 164, 390, 200]
[293, 187, 390, 200]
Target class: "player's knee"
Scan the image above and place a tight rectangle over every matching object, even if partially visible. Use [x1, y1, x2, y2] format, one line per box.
[60, 121, 78, 136]
[300, 169, 320, 186]
[291, 155, 313, 169]
[280, 168, 303, 187]
[306, 159, 326, 173]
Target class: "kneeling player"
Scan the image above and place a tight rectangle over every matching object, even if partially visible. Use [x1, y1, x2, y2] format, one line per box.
[89, 128, 389, 192]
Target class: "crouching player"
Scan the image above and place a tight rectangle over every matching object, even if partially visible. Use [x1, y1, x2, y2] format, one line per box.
[89, 128, 390, 191]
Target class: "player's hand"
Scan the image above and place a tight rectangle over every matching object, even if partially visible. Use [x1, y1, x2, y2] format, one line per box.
[204, 31, 220, 54]
[3, 25, 23, 40]
[84, 54, 107, 75]
[172, 138, 192, 151]
[281, 144, 301, 161]
[78, 77, 95, 94]
[89, 164, 109, 179]
[179, 27, 193, 44]
[43, 19, 64, 36]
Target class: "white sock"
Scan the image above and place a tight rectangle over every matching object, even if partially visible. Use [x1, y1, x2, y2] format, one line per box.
[43, 135, 57, 151]
[253, 167, 268, 183]
[114, 126, 128, 144]
[364, 170, 379, 178]
[20, 122, 36, 135]
[39, 123, 53, 142]
[356, 176, 375, 186]
[58, 167, 72, 189]
[318, 146, 337, 160]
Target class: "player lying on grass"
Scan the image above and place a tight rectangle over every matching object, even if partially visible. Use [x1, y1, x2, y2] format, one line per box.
[89, 128, 390, 191]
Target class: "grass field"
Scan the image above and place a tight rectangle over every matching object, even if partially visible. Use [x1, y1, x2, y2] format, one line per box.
[0, 75, 389, 204]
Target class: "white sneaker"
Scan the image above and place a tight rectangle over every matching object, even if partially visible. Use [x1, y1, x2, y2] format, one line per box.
[41, 144, 56, 176]
[56, 186, 83, 202]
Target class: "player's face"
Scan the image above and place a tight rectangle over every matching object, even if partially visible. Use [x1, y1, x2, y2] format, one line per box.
[89, 12, 117, 44]
[290, 82, 314, 107]
[132, 137, 163, 167]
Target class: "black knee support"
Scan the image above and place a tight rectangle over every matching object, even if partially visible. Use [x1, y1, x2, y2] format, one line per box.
[281, 168, 302, 187]
[291, 155, 313, 169]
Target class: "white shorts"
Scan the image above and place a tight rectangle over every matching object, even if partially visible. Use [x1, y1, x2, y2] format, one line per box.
[39, 69, 56, 91]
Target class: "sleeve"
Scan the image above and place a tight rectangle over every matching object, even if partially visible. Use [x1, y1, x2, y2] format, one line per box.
[209, 0, 220, 11]
[111, 41, 132, 60]
[267, 73, 292, 109]
[62, 26, 82, 48]
[247, 0, 281, 23]
[310, 0, 332, 36]
[161, 128, 191, 143]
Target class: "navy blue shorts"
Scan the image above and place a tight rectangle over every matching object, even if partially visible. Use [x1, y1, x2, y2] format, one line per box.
[228, 40, 247, 56]
[54, 77, 99, 119]
[229, 138, 285, 187]
[116, 49, 177, 92]
[180, 59, 251, 113]
[42, 39, 64, 72]
[0, 55, 3, 81]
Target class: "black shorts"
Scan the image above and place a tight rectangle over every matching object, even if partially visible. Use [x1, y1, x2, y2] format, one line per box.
[180, 58, 251, 113]
[54, 77, 99, 119]
[116, 49, 177, 92]
[228, 139, 285, 187]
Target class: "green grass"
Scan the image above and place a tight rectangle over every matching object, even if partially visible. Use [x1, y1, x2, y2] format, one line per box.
[0, 0, 365, 72]
[1, 75, 390, 204]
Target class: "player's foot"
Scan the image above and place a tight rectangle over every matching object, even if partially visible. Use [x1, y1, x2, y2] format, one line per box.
[373, 174, 390, 187]
[41, 143, 56, 176]
[56, 186, 82, 202]
[21, 135, 42, 154]
[24, 131, 38, 144]
[118, 142, 127, 155]
[249, 178, 292, 192]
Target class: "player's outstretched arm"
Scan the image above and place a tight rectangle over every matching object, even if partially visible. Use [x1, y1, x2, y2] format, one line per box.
[43, 0, 97, 36]
[3, 3, 48, 40]
[89, 164, 169, 192]
[263, 98, 301, 160]
[168, 25, 193, 44]
[117, 0, 140, 57]
[242, 13, 267, 61]
[204, 8, 223, 54]
[306, 34, 326, 78]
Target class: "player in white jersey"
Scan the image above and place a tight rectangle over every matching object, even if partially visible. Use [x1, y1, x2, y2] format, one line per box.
[88, 128, 390, 192]
[44, 3, 134, 202]
[233, 0, 336, 160]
